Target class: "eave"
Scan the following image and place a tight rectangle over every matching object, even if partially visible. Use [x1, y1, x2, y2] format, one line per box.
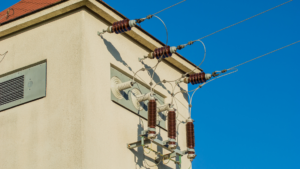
[0, 0, 202, 74]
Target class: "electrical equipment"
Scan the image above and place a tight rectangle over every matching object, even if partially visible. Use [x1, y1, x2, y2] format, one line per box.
[167, 108, 177, 149]
[136, 92, 152, 102]
[99, 19, 137, 35]
[139, 46, 177, 62]
[131, 91, 152, 110]
[186, 118, 196, 161]
[157, 103, 172, 113]
[110, 76, 134, 99]
[147, 97, 157, 139]
[130, 88, 144, 110]
[98, 0, 187, 36]
[179, 72, 212, 85]
[147, 46, 177, 60]
[111, 66, 167, 129]
[114, 0, 300, 167]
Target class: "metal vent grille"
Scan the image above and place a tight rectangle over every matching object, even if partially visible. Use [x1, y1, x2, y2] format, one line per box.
[0, 76, 24, 106]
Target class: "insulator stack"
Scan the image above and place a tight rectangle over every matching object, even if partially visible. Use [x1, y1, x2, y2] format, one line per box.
[186, 118, 196, 161]
[186, 121, 195, 148]
[182, 72, 212, 85]
[154, 46, 173, 59]
[190, 72, 207, 85]
[112, 19, 132, 34]
[147, 97, 157, 139]
[168, 109, 177, 149]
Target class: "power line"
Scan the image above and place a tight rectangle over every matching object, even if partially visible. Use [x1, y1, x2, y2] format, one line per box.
[228, 40, 300, 70]
[152, 0, 187, 16]
[196, 0, 293, 41]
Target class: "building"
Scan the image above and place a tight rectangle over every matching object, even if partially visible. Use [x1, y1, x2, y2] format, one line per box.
[0, 0, 200, 168]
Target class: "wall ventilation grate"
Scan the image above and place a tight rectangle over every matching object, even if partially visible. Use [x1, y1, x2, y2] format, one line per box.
[0, 62, 47, 112]
[0, 76, 24, 106]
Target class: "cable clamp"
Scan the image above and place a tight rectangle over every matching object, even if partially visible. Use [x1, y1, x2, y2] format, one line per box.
[136, 18, 146, 23]
[97, 29, 107, 36]
[138, 56, 148, 62]
[221, 69, 228, 73]
[187, 41, 195, 45]
[146, 15, 153, 19]
[176, 45, 185, 50]
[212, 71, 220, 77]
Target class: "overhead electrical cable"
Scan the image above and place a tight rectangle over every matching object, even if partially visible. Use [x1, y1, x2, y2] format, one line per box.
[197, 0, 293, 41]
[186, 40, 300, 115]
[185, 40, 206, 75]
[173, 0, 293, 52]
[98, 0, 187, 35]
[153, 15, 169, 45]
[227, 40, 300, 70]
[211, 40, 300, 78]
[151, 0, 187, 16]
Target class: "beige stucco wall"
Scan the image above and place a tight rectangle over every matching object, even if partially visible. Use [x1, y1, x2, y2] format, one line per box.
[0, 8, 191, 169]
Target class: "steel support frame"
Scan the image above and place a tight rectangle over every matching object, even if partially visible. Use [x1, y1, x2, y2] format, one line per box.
[127, 135, 186, 165]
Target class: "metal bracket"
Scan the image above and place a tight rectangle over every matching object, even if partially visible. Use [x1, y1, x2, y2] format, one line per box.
[162, 138, 176, 146]
[155, 151, 180, 164]
[127, 136, 185, 154]
[97, 30, 107, 36]
[138, 56, 148, 62]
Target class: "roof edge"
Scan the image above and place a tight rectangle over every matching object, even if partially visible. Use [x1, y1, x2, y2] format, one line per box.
[94, 0, 202, 73]
[0, 0, 201, 74]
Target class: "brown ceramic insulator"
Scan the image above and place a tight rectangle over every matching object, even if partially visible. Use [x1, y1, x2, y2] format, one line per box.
[186, 121, 195, 149]
[148, 99, 157, 129]
[189, 72, 207, 85]
[153, 46, 172, 59]
[112, 19, 131, 34]
[168, 111, 176, 139]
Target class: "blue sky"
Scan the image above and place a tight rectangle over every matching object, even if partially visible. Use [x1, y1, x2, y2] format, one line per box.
[1, 0, 299, 169]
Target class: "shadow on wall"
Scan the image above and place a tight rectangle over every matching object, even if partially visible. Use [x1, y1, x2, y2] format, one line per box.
[101, 36, 133, 72]
[176, 83, 189, 103]
[175, 120, 186, 169]
[142, 62, 171, 95]
[142, 62, 189, 103]
[130, 118, 172, 169]
[101, 36, 189, 103]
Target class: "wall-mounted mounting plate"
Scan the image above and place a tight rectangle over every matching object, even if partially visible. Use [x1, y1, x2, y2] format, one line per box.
[0, 62, 47, 112]
[111, 66, 166, 129]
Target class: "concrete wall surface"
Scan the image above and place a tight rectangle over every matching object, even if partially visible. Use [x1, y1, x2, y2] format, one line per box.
[0, 8, 192, 169]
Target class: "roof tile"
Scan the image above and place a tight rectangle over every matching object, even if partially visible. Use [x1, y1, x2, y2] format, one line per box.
[0, 0, 63, 25]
